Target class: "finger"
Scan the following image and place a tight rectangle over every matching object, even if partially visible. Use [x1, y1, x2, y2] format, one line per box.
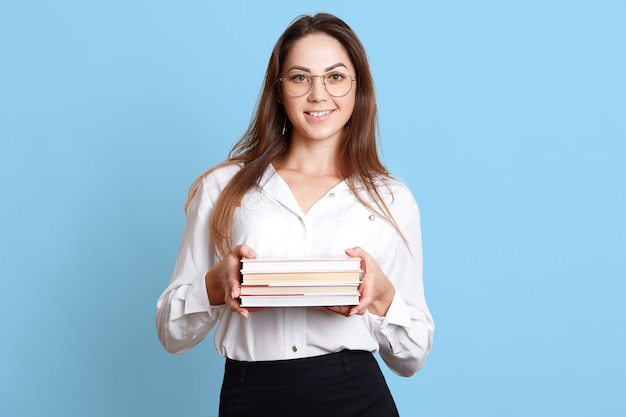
[317, 306, 351, 317]
[358, 290, 373, 308]
[224, 294, 245, 313]
[345, 246, 369, 262]
[224, 292, 253, 318]
[349, 304, 367, 316]
[333, 306, 352, 317]
[225, 245, 258, 298]
[345, 247, 374, 278]
[227, 301, 266, 318]
[225, 266, 242, 297]
[234, 244, 257, 259]
[243, 245, 258, 258]
[350, 278, 372, 316]
[350, 288, 371, 315]
[330, 306, 352, 315]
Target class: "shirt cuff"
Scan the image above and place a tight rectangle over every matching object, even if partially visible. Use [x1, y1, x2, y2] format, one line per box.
[183, 273, 213, 315]
[379, 292, 412, 328]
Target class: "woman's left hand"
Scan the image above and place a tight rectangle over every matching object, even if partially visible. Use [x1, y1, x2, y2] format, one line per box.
[320, 246, 395, 317]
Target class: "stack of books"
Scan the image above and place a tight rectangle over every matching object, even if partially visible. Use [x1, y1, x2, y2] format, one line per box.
[239, 257, 362, 307]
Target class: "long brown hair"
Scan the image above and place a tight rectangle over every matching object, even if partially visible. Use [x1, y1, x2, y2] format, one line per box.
[186, 13, 403, 258]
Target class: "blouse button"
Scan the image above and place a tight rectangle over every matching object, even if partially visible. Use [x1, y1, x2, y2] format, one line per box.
[328, 192, 335, 198]
[292, 345, 298, 352]
[369, 215, 375, 221]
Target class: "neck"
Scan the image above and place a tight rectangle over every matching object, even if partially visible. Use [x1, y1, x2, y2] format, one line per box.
[280, 140, 340, 177]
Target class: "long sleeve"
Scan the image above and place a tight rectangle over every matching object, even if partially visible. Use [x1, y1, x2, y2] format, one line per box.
[364, 184, 434, 376]
[156, 173, 229, 354]
[156, 164, 433, 368]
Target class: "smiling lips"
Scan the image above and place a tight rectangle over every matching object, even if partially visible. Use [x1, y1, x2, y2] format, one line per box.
[307, 110, 334, 117]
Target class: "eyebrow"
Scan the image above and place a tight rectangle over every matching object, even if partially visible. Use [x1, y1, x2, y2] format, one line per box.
[286, 63, 350, 73]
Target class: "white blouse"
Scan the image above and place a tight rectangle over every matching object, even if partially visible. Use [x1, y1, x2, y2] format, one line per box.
[156, 163, 434, 376]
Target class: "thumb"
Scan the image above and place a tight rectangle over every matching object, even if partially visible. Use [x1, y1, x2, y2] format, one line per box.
[345, 246, 364, 257]
[240, 244, 258, 259]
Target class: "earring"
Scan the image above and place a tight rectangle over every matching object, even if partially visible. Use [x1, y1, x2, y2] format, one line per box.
[281, 118, 286, 136]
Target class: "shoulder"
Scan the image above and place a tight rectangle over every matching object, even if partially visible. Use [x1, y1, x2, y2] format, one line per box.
[351, 174, 420, 220]
[373, 175, 419, 209]
[185, 162, 243, 215]
[370, 176, 422, 231]
[200, 162, 243, 194]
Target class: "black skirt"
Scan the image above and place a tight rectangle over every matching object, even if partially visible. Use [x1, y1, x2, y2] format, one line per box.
[219, 350, 399, 417]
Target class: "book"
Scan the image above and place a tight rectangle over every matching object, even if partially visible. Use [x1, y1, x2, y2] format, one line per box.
[240, 271, 361, 284]
[240, 283, 359, 295]
[238, 257, 362, 307]
[239, 293, 360, 307]
[240, 257, 362, 273]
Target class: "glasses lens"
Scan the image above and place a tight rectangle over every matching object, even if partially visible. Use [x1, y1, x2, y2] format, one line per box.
[324, 71, 352, 97]
[284, 73, 310, 97]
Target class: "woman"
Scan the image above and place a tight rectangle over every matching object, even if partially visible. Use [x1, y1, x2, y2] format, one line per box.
[156, 12, 434, 417]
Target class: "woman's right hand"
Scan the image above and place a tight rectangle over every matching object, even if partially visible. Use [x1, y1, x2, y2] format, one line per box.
[205, 244, 262, 318]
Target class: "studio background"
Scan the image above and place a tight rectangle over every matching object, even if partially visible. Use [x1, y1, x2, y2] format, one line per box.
[1, 1, 624, 416]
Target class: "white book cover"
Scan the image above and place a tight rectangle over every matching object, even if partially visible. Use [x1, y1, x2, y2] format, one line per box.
[240, 257, 362, 273]
[239, 293, 360, 307]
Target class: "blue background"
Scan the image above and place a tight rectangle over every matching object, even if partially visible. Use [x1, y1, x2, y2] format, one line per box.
[1, 1, 624, 416]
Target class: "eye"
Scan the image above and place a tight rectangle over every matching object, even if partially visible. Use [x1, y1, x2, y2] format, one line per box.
[289, 73, 310, 83]
[326, 71, 346, 84]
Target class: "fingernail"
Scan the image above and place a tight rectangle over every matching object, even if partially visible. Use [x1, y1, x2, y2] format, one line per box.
[239, 310, 249, 319]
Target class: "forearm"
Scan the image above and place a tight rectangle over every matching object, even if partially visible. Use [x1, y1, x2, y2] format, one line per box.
[205, 266, 226, 305]
[367, 281, 395, 317]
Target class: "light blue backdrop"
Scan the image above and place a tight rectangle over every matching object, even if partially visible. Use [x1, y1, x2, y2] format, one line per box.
[1, 1, 624, 416]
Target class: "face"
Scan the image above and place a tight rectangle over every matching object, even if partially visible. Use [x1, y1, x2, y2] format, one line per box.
[280, 33, 356, 145]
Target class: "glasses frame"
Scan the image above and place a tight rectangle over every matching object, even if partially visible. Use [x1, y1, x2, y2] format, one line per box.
[278, 71, 357, 98]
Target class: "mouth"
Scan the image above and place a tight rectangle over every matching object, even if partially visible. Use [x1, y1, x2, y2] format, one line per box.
[306, 110, 334, 117]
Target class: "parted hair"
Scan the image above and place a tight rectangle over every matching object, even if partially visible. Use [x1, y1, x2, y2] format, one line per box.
[185, 13, 403, 258]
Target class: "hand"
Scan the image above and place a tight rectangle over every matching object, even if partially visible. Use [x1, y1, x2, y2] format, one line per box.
[205, 244, 264, 318]
[320, 247, 395, 317]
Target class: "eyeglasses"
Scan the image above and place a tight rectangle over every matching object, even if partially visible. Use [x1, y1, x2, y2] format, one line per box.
[278, 71, 357, 97]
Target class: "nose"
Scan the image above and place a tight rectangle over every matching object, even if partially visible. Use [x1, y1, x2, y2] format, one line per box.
[308, 75, 328, 101]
